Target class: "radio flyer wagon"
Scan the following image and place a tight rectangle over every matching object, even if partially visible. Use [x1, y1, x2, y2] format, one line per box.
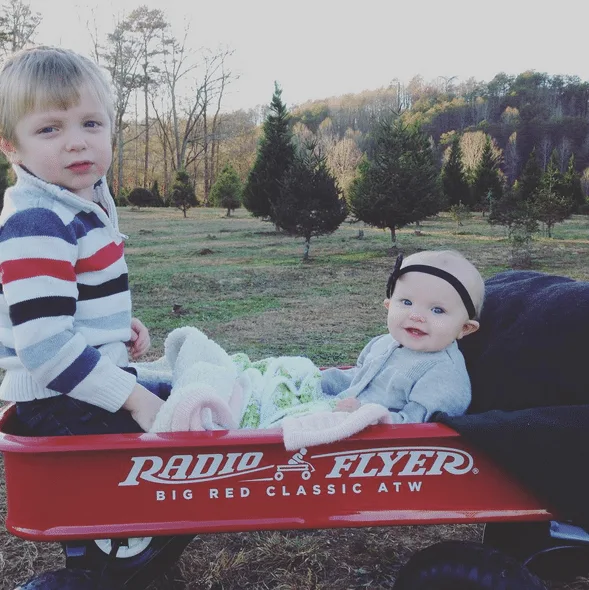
[2, 401, 588, 590]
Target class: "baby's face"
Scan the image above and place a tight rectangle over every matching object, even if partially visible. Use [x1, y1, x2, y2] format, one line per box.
[385, 271, 478, 352]
[7, 84, 112, 201]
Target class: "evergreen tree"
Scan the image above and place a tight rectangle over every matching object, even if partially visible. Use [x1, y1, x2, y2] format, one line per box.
[534, 187, 573, 237]
[210, 164, 242, 217]
[348, 118, 443, 249]
[0, 152, 10, 211]
[171, 169, 198, 217]
[488, 182, 538, 268]
[272, 143, 348, 261]
[441, 134, 471, 208]
[150, 179, 163, 206]
[128, 187, 158, 208]
[116, 186, 130, 207]
[488, 149, 541, 230]
[517, 148, 542, 203]
[472, 136, 503, 213]
[562, 154, 585, 213]
[242, 83, 296, 220]
[535, 150, 574, 235]
[540, 150, 567, 195]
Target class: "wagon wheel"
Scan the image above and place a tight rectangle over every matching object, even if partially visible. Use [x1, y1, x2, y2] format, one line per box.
[393, 540, 548, 590]
[14, 568, 119, 589]
[63, 534, 194, 590]
[484, 521, 589, 581]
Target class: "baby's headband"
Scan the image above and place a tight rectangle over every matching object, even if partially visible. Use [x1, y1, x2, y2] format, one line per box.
[386, 254, 476, 320]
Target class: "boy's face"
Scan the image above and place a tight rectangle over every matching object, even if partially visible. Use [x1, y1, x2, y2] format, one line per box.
[2, 85, 112, 201]
[385, 271, 479, 352]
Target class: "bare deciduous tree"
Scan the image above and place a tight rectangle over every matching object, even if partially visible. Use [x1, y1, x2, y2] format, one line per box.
[199, 47, 234, 205]
[89, 12, 143, 195]
[151, 27, 200, 173]
[460, 130, 501, 183]
[0, 0, 41, 56]
[504, 132, 519, 184]
[150, 27, 234, 203]
[316, 119, 362, 198]
[127, 6, 167, 188]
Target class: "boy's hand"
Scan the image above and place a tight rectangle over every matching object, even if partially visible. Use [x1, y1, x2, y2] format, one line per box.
[127, 317, 150, 360]
[123, 383, 164, 432]
[335, 398, 361, 412]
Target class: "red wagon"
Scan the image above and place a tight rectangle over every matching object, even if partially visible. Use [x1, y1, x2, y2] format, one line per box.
[2, 400, 587, 590]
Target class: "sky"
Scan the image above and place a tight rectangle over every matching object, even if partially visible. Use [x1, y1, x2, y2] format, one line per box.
[26, 0, 589, 112]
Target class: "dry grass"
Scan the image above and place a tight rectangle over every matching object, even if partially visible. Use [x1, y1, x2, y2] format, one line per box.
[1, 207, 589, 588]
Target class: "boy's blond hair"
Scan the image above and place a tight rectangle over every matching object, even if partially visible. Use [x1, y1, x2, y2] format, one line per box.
[0, 46, 115, 144]
[402, 250, 485, 319]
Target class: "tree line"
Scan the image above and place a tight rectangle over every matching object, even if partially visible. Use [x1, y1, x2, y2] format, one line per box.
[233, 81, 588, 263]
[0, 0, 588, 264]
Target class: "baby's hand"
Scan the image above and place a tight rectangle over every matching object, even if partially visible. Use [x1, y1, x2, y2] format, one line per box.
[127, 317, 151, 360]
[335, 398, 361, 412]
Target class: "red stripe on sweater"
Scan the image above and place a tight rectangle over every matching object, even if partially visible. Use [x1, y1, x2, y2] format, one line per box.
[1, 258, 76, 284]
[75, 241, 124, 274]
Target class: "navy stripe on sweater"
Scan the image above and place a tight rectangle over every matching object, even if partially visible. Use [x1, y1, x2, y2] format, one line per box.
[73, 210, 107, 237]
[9, 296, 77, 326]
[77, 273, 129, 302]
[0, 208, 77, 244]
[47, 346, 100, 394]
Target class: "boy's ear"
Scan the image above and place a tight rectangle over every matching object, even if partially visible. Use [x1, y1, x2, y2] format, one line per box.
[383, 298, 391, 310]
[457, 319, 479, 340]
[0, 138, 17, 161]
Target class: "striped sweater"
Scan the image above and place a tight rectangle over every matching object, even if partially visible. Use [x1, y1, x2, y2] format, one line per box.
[0, 166, 136, 412]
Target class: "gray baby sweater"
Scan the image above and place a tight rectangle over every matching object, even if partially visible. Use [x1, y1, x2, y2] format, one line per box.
[321, 334, 471, 423]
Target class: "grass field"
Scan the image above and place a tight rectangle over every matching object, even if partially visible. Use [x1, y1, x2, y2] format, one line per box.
[1, 207, 589, 588]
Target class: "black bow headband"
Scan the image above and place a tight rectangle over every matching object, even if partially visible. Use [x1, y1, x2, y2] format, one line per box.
[386, 254, 476, 320]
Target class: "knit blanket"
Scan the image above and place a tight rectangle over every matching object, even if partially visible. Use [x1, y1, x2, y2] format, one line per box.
[132, 326, 391, 449]
[436, 270, 589, 527]
[457, 270, 589, 412]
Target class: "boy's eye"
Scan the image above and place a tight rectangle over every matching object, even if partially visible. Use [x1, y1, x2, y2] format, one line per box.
[401, 299, 412, 306]
[38, 126, 56, 134]
[84, 120, 101, 128]
[432, 306, 445, 315]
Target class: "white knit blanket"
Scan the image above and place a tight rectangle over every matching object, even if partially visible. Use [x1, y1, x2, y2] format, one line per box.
[132, 327, 391, 449]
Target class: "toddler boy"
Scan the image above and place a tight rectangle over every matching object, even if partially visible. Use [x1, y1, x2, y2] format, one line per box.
[0, 46, 165, 435]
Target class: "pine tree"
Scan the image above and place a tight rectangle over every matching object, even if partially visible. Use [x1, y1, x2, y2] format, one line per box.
[242, 83, 296, 220]
[534, 151, 574, 236]
[151, 179, 163, 206]
[489, 149, 540, 230]
[562, 155, 585, 213]
[172, 169, 198, 217]
[348, 118, 443, 249]
[210, 164, 242, 217]
[272, 143, 347, 261]
[472, 136, 503, 213]
[128, 187, 155, 209]
[517, 148, 542, 202]
[534, 187, 573, 237]
[540, 150, 567, 195]
[441, 134, 471, 208]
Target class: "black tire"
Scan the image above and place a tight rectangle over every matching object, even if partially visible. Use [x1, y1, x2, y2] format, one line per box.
[14, 568, 119, 589]
[63, 535, 194, 589]
[484, 521, 589, 581]
[393, 540, 548, 590]
[483, 521, 551, 563]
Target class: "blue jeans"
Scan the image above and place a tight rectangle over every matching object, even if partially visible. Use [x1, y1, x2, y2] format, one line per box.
[15, 371, 172, 436]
